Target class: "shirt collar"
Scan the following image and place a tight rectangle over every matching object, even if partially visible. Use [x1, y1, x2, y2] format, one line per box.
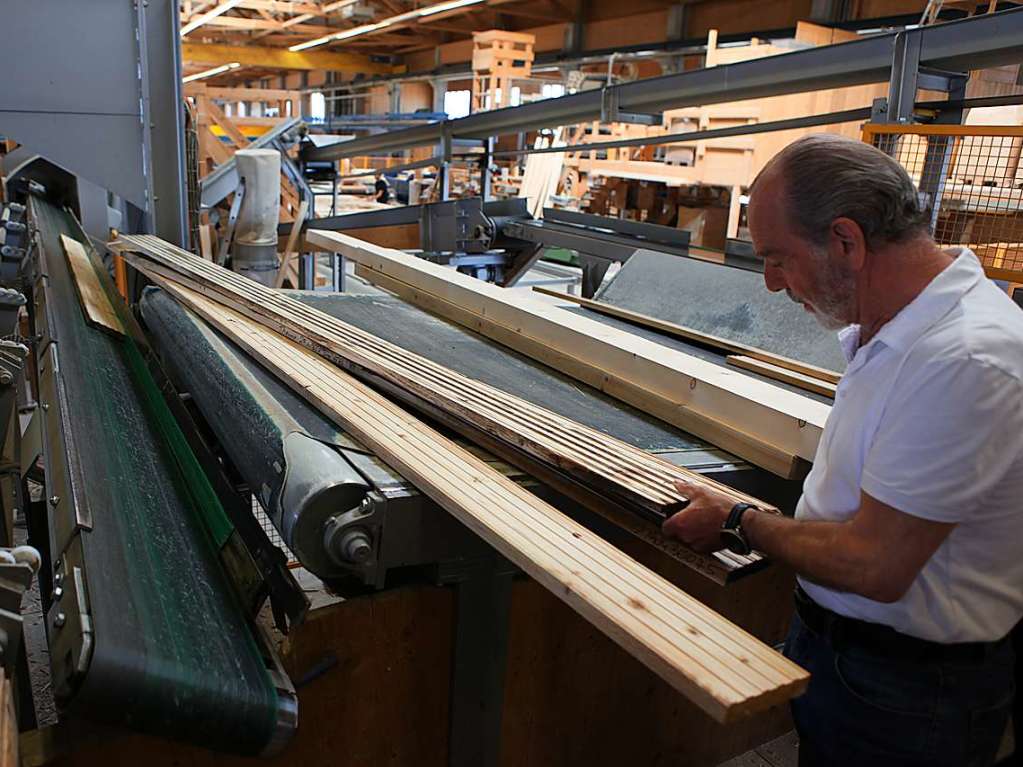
[842, 248, 983, 366]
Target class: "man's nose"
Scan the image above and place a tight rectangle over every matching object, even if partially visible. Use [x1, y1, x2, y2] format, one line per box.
[763, 262, 786, 293]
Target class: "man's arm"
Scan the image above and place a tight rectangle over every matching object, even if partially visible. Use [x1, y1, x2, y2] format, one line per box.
[662, 481, 954, 603]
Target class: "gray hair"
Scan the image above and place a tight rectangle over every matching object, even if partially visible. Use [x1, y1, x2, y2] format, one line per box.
[751, 134, 930, 249]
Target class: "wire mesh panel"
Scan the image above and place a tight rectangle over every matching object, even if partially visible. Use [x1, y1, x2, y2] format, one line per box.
[863, 124, 1023, 282]
[251, 495, 299, 566]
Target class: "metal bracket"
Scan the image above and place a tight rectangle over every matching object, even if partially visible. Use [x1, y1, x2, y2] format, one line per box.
[600, 87, 662, 125]
[47, 534, 93, 705]
[887, 31, 923, 124]
[216, 179, 245, 266]
[322, 492, 384, 569]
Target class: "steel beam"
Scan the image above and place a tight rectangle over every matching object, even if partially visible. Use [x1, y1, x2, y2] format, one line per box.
[303, 9, 1023, 163]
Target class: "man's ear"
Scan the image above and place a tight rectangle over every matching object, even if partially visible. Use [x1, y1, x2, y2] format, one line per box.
[831, 217, 867, 271]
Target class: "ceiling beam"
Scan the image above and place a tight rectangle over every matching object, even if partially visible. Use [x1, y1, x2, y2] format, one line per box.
[182, 41, 402, 73]
[484, 6, 566, 22]
[181, 14, 335, 32]
[286, 0, 543, 51]
[234, 0, 322, 12]
[181, 0, 246, 35]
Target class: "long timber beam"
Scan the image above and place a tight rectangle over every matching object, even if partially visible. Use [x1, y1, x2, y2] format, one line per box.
[307, 229, 831, 479]
[304, 9, 1023, 162]
[182, 42, 400, 74]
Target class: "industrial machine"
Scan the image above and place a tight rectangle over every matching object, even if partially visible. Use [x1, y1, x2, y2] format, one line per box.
[2, 3, 1023, 762]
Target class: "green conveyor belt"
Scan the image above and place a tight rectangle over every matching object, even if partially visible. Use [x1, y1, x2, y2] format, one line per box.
[30, 198, 282, 755]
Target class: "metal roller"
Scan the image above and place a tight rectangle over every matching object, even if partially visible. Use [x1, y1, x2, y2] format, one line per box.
[139, 287, 376, 579]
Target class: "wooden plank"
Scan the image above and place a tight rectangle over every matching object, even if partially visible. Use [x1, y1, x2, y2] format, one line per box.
[275, 198, 308, 289]
[726, 356, 837, 399]
[184, 85, 301, 103]
[147, 275, 810, 722]
[308, 230, 830, 477]
[181, 41, 400, 74]
[112, 235, 775, 582]
[531, 287, 842, 385]
[0, 671, 15, 767]
[356, 263, 806, 480]
[204, 99, 249, 149]
[59, 235, 125, 337]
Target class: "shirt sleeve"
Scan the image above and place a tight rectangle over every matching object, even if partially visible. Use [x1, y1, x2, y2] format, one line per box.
[861, 355, 1023, 522]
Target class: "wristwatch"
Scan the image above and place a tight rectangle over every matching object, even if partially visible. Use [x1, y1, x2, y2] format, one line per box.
[720, 503, 758, 555]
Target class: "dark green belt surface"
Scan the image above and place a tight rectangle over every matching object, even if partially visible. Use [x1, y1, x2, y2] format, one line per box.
[31, 199, 279, 754]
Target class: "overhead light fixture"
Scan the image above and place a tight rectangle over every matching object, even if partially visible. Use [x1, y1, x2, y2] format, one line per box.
[183, 62, 241, 83]
[181, 0, 245, 37]
[418, 0, 486, 17]
[289, 0, 487, 51]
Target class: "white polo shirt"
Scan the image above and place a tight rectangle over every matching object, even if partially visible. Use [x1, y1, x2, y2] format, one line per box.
[797, 248, 1023, 643]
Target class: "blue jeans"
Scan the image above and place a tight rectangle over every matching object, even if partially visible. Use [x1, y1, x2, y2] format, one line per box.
[784, 612, 1015, 767]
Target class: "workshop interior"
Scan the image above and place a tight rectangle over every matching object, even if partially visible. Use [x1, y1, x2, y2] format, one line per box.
[0, 0, 1022, 764]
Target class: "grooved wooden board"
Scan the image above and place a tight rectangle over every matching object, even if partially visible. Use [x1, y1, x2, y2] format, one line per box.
[147, 275, 810, 723]
[59, 234, 125, 337]
[113, 234, 776, 582]
[308, 230, 830, 479]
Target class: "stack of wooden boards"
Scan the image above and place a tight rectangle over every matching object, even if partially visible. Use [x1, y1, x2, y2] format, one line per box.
[112, 234, 809, 724]
[306, 230, 831, 479]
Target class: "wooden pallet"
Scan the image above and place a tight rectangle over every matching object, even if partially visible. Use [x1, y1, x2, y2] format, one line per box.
[471, 29, 534, 112]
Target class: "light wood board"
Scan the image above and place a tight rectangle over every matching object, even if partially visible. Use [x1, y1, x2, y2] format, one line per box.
[308, 230, 830, 479]
[726, 356, 837, 399]
[112, 234, 773, 582]
[59, 234, 125, 337]
[275, 198, 308, 289]
[532, 286, 842, 385]
[149, 275, 810, 723]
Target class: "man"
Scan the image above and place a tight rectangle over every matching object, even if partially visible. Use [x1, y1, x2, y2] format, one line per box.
[662, 134, 1021, 767]
[374, 173, 390, 204]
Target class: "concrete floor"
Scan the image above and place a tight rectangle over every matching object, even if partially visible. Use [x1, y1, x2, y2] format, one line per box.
[718, 732, 800, 767]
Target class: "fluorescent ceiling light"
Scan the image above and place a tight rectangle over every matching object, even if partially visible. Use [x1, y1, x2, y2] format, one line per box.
[289, 0, 487, 51]
[181, 0, 245, 36]
[418, 0, 486, 17]
[183, 62, 241, 83]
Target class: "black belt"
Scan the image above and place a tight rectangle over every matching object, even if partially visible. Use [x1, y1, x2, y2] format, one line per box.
[794, 585, 1005, 663]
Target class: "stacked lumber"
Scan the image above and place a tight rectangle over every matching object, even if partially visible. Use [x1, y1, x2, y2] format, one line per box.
[518, 129, 565, 218]
[114, 234, 774, 583]
[471, 30, 535, 113]
[306, 230, 830, 479]
[112, 235, 810, 722]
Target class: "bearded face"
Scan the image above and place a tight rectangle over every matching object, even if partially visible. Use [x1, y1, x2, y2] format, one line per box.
[785, 246, 857, 331]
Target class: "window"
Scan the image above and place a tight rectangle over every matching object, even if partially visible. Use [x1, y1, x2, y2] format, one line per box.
[444, 89, 471, 119]
[541, 83, 566, 100]
[310, 92, 325, 119]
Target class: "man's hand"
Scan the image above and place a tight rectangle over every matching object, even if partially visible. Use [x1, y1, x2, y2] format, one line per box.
[661, 479, 736, 553]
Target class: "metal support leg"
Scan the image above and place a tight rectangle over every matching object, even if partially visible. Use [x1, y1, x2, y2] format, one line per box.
[918, 75, 967, 234]
[447, 555, 514, 767]
[438, 127, 452, 202]
[886, 31, 922, 124]
[480, 137, 495, 202]
[301, 253, 315, 291]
